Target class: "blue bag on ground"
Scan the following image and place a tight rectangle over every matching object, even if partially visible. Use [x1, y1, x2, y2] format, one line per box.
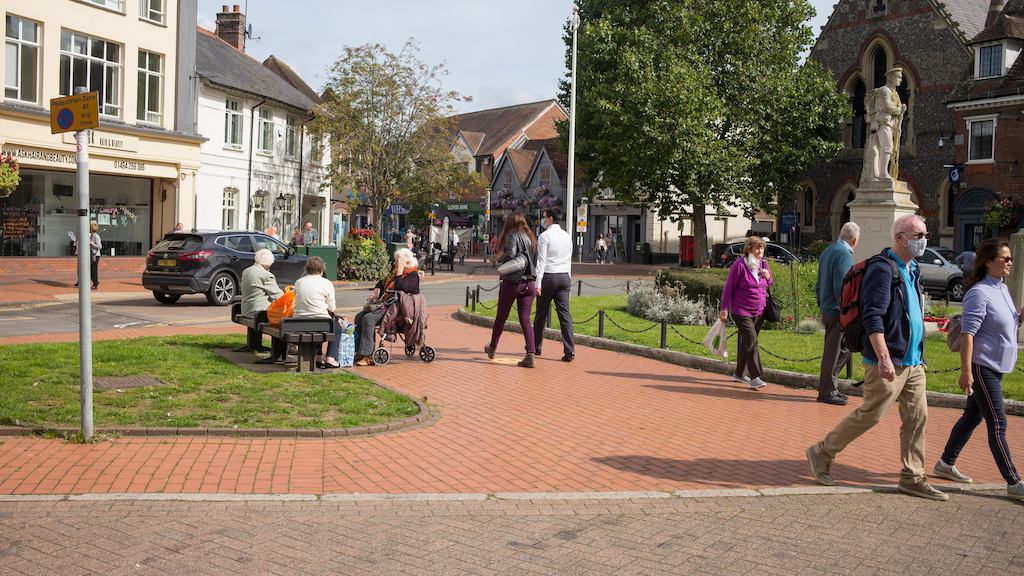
[336, 332, 355, 367]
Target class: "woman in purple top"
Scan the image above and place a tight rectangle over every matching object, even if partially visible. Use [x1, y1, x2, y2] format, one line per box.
[719, 236, 773, 390]
[935, 238, 1024, 500]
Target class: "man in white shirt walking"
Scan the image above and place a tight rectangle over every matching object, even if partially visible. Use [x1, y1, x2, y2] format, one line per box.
[533, 207, 576, 361]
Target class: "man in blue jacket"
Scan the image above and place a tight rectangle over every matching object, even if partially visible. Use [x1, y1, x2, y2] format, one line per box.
[807, 214, 947, 501]
[815, 222, 860, 405]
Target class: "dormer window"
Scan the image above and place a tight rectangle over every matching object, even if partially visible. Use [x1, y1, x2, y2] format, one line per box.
[978, 43, 1004, 78]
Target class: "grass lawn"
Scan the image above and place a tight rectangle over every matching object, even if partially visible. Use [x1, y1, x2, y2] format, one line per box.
[472, 294, 1024, 402]
[0, 335, 420, 429]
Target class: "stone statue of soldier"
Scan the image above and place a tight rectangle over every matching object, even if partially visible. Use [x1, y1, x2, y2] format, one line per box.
[861, 68, 907, 184]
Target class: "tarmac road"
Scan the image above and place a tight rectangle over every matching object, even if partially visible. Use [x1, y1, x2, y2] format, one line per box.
[0, 277, 632, 339]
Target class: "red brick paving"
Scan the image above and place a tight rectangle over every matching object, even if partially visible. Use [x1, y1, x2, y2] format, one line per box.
[1, 304, 1022, 495]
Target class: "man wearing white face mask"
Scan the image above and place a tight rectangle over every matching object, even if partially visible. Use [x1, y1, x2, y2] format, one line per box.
[807, 214, 946, 501]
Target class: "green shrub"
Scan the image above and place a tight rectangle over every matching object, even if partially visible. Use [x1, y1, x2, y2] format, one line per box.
[338, 228, 389, 281]
[627, 282, 717, 325]
[807, 240, 829, 258]
[767, 260, 820, 328]
[655, 268, 728, 305]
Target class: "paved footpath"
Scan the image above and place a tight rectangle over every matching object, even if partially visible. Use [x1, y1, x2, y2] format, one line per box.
[1, 492, 1022, 575]
[2, 304, 1024, 495]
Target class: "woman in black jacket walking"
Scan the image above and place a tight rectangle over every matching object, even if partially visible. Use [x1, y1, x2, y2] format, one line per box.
[485, 213, 538, 368]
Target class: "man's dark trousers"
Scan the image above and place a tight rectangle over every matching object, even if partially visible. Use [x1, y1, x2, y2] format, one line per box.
[819, 315, 851, 398]
[533, 273, 575, 357]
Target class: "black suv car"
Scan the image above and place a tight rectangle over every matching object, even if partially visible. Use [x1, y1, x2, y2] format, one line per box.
[143, 230, 309, 305]
[715, 241, 802, 268]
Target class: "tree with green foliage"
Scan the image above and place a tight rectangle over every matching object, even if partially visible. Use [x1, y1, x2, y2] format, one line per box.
[562, 0, 847, 266]
[312, 41, 478, 231]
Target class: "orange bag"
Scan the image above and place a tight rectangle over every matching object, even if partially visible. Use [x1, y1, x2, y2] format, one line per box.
[266, 287, 295, 327]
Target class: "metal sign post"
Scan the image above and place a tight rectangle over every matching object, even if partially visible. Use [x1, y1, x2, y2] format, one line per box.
[52, 87, 98, 440]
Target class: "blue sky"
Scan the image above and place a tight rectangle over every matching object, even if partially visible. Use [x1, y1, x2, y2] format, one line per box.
[198, 0, 835, 114]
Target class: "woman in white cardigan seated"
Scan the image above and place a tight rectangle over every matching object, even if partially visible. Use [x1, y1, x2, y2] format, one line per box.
[292, 256, 347, 368]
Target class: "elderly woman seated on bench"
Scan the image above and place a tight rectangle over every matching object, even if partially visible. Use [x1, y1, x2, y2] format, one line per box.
[353, 247, 420, 366]
[240, 248, 286, 364]
[293, 256, 347, 369]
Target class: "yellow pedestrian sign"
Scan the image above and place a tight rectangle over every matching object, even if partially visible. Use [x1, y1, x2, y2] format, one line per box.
[50, 92, 99, 134]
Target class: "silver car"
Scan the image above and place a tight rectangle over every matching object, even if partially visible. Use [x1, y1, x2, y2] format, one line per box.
[914, 247, 964, 302]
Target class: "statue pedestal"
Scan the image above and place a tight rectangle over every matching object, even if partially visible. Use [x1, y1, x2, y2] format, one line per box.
[847, 179, 918, 264]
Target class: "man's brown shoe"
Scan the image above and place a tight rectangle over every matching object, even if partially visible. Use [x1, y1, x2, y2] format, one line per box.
[898, 480, 948, 501]
[806, 444, 835, 486]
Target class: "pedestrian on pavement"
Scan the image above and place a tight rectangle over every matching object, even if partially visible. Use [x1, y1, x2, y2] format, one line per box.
[815, 222, 860, 406]
[719, 235, 772, 390]
[806, 214, 948, 501]
[485, 212, 538, 368]
[75, 222, 102, 290]
[172, 222, 184, 232]
[955, 249, 977, 273]
[240, 249, 286, 362]
[293, 256, 346, 369]
[488, 233, 499, 266]
[404, 227, 418, 251]
[532, 207, 575, 362]
[289, 226, 303, 248]
[265, 225, 279, 240]
[596, 234, 607, 264]
[302, 222, 319, 246]
[935, 238, 1024, 500]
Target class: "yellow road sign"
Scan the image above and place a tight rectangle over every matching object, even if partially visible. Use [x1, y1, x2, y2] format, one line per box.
[50, 92, 99, 134]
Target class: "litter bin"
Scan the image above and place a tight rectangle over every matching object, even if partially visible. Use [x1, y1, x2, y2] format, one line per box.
[679, 235, 694, 267]
[301, 245, 339, 280]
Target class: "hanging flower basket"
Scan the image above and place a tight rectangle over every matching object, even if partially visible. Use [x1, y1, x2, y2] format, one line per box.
[0, 153, 20, 198]
[983, 197, 1024, 229]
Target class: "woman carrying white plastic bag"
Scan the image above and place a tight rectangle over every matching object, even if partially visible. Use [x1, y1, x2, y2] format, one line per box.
[703, 319, 728, 358]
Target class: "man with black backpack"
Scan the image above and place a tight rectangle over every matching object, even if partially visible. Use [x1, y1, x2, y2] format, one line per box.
[807, 215, 948, 501]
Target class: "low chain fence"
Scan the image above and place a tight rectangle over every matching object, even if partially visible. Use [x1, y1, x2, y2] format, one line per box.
[466, 286, 978, 382]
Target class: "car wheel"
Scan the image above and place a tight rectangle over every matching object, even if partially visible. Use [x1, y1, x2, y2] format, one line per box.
[152, 291, 181, 304]
[948, 279, 965, 302]
[206, 272, 237, 306]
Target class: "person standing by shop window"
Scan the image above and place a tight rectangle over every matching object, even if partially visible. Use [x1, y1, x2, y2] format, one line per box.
[76, 222, 102, 289]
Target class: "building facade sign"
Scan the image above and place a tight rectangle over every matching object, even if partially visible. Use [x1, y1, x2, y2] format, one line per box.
[61, 131, 140, 153]
[0, 144, 177, 179]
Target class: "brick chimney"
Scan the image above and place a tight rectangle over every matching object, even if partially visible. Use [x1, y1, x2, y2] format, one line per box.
[215, 4, 246, 52]
[986, 0, 1005, 28]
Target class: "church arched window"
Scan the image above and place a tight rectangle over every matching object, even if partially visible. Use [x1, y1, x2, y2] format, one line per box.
[851, 78, 867, 149]
[872, 47, 887, 88]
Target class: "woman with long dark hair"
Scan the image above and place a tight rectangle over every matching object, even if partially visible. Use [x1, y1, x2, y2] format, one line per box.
[935, 238, 1024, 500]
[485, 213, 538, 367]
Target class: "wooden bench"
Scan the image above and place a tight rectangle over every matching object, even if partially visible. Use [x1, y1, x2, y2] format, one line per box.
[231, 303, 335, 372]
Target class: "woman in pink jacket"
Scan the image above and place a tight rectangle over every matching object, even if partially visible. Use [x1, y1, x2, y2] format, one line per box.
[719, 236, 773, 390]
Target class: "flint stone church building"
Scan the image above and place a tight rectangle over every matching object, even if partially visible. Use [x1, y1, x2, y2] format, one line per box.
[801, 0, 1006, 251]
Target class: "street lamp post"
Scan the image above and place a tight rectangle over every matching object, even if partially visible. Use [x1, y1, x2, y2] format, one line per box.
[566, 4, 580, 258]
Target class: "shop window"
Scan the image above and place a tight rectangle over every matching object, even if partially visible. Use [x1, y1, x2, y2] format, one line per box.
[136, 50, 162, 124]
[222, 188, 239, 230]
[224, 98, 242, 149]
[84, 0, 125, 12]
[252, 194, 267, 231]
[5, 15, 39, 103]
[139, 0, 164, 24]
[285, 116, 298, 160]
[257, 108, 273, 155]
[59, 29, 121, 116]
[978, 44, 1004, 79]
[967, 117, 995, 162]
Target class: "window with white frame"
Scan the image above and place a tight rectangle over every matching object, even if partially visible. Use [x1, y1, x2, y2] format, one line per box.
[257, 108, 273, 154]
[222, 188, 239, 230]
[4, 15, 39, 103]
[285, 115, 298, 160]
[136, 50, 162, 124]
[968, 116, 996, 162]
[310, 135, 323, 164]
[979, 44, 1004, 78]
[139, 0, 164, 24]
[60, 29, 121, 116]
[224, 98, 242, 148]
[84, 0, 125, 11]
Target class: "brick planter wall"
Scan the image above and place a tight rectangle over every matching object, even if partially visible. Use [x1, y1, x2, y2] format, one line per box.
[0, 257, 146, 278]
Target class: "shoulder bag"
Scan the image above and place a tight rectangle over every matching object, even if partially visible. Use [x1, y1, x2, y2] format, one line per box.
[761, 259, 781, 322]
[497, 234, 528, 283]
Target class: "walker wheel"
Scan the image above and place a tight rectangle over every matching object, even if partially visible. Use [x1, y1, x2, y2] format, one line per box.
[419, 346, 435, 363]
[372, 348, 390, 366]
[405, 345, 416, 357]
